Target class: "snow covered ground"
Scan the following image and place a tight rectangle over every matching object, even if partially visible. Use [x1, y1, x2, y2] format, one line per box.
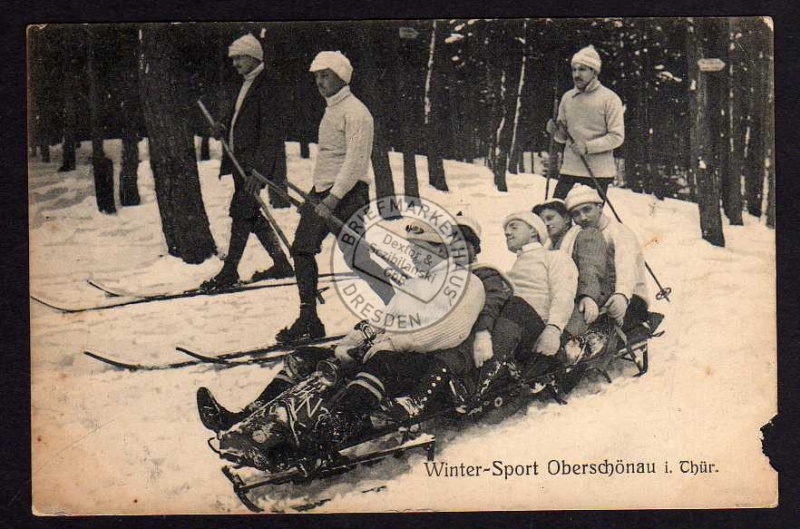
[30, 140, 776, 514]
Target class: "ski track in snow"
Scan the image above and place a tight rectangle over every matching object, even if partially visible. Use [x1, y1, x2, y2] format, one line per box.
[30, 140, 776, 514]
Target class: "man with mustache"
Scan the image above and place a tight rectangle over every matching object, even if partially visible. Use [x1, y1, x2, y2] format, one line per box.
[546, 45, 624, 200]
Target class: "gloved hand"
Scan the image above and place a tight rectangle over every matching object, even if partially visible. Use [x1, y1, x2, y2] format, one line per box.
[569, 139, 588, 156]
[535, 325, 562, 356]
[546, 118, 567, 136]
[245, 171, 262, 195]
[315, 194, 340, 221]
[603, 293, 629, 326]
[578, 297, 600, 324]
[211, 121, 226, 140]
[472, 330, 494, 368]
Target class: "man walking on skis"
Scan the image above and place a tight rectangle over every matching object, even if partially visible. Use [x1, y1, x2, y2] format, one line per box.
[201, 34, 293, 291]
[547, 45, 624, 200]
[276, 51, 375, 344]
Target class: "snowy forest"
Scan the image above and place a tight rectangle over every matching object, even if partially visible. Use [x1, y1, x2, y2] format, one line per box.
[27, 18, 774, 262]
[28, 18, 777, 515]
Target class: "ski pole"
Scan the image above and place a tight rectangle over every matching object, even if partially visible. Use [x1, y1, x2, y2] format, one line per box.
[565, 131, 672, 303]
[250, 169, 411, 286]
[198, 101, 328, 304]
[197, 99, 292, 254]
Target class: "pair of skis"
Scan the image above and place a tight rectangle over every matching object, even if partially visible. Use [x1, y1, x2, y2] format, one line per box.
[32, 273, 352, 314]
[84, 333, 346, 372]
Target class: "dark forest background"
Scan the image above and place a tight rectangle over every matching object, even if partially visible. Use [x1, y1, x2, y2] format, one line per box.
[27, 19, 774, 261]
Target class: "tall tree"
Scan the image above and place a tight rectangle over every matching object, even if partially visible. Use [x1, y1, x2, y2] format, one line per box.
[491, 21, 524, 192]
[109, 27, 143, 206]
[87, 26, 116, 214]
[423, 20, 449, 191]
[353, 22, 397, 214]
[723, 18, 744, 225]
[687, 18, 725, 247]
[58, 26, 81, 173]
[397, 23, 423, 199]
[138, 25, 216, 264]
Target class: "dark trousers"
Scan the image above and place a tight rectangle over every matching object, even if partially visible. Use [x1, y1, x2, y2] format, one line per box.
[336, 351, 443, 413]
[291, 182, 392, 307]
[492, 297, 547, 364]
[223, 215, 284, 274]
[553, 174, 614, 200]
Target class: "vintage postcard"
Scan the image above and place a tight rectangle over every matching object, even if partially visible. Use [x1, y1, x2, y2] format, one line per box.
[29, 18, 776, 514]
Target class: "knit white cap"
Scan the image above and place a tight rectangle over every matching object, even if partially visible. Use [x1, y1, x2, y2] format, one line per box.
[565, 184, 603, 211]
[503, 211, 549, 244]
[309, 51, 353, 84]
[228, 34, 263, 61]
[572, 45, 602, 72]
[455, 214, 482, 240]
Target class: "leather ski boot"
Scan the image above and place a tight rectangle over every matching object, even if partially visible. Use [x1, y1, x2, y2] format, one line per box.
[276, 304, 326, 344]
[197, 387, 247, 433]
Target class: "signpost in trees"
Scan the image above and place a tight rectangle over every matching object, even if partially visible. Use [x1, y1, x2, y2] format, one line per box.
[687, 18, 725, 247]
[398, 24, 421, 199]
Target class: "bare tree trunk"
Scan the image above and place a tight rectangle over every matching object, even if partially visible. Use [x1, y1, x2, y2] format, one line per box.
[87, 27, 116, 214]
[138, 26, 216, 264]
[59, 29, 79, 173]
[117, 28, 141, 207]
[724, 18, 744, 225]
[398, 31, 420, 199]
[688, 18, 725, 247]
[356, 22, 396, 214]
[424, 20, 448, 191]
[508, 20, 528, 177]
[120, 131, 141, 206]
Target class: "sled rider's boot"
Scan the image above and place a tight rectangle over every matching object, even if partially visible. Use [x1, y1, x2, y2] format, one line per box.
[384, 360, 451, 422]
[239, 348, 327, 415]
[276, 302, 326, 344]
[250, 216, 294, 281]
[197, 387, 247, 433]
[200, 219, 251, 291]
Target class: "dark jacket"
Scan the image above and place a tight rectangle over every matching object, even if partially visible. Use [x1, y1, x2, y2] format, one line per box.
[220, 69, 288, 218]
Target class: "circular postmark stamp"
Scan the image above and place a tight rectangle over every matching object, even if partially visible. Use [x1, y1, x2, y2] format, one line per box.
[330, 195, 474, 333]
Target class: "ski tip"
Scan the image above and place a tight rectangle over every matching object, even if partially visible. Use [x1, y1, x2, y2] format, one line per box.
[83, 350, 140, 370]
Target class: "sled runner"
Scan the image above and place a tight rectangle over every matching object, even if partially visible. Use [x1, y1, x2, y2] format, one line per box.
[207, 313, 664, 512]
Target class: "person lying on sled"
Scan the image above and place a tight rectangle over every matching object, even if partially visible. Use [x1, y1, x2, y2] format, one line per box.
[560, 184, 650, 331]
[196, 215, 498, 434]
[534, 198, 608, 338]
[467, 211, 579, 394]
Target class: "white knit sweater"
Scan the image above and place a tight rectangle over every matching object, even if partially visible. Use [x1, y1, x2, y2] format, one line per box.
[313, 86, 374, 198]
[554, 78, 624, 179]
[367, 261, 486, 355]
[506, 242, 578, 331]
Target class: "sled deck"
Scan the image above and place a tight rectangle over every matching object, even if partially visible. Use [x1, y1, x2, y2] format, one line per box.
[220, 431, 436, 512]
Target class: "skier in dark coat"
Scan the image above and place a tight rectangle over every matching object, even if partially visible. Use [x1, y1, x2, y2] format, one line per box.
[201, 34, 292, 291]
